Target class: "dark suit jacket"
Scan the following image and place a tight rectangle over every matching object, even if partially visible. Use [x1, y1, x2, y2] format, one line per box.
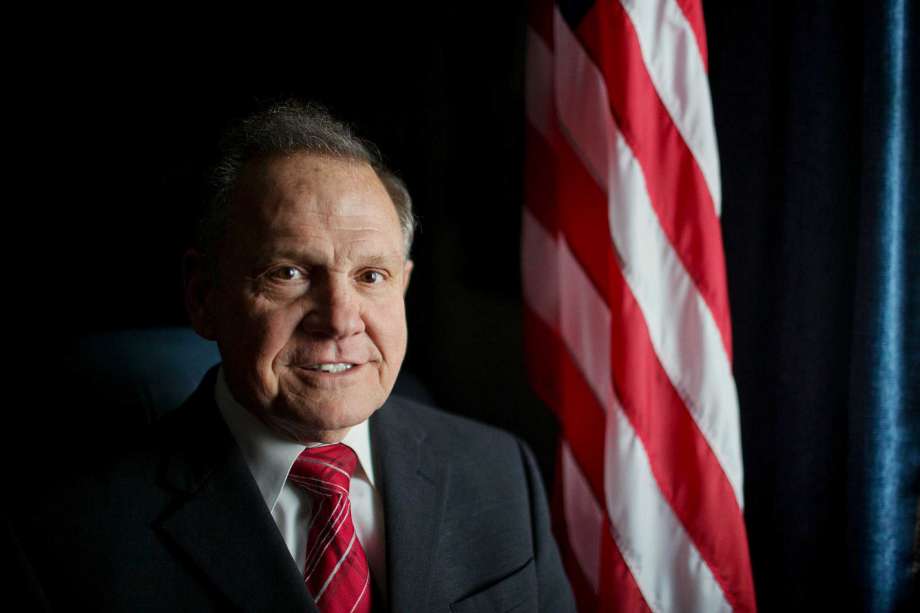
[12, 368, 575, 612]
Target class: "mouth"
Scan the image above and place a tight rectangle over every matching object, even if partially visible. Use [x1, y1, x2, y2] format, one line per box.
[300, 362, 357, 374]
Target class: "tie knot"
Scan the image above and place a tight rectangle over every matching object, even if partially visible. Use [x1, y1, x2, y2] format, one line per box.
[289, 443, 359, 492]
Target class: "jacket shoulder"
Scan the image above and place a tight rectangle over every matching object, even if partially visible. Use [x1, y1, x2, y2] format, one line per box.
[382, 394, 526, 459]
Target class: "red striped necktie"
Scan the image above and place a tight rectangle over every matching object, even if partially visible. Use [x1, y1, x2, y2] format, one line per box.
[288, 443, 372, 613]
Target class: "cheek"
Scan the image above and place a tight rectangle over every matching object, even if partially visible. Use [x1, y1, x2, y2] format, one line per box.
[368, 299, 409, 357]
[225, 298, 306, 370]
[262, 313, 309, 365]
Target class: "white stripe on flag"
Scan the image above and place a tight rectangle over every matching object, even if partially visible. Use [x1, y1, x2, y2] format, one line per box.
[617, 0, 722, 215]
[521, 212, 559, 329]
[552, 8, 744, 506]
[560, 442, 603, 592]
[603, 393, 731, 613]
[523, 209, 729, 612]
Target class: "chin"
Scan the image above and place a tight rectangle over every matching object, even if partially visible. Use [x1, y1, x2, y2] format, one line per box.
[275, 394, 381, 441]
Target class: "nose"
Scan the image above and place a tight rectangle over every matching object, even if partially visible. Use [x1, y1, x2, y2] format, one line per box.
[301, 274, 365, 339]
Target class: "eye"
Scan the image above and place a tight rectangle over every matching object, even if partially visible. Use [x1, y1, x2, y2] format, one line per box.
[267, 266, 305, 282]
[359, 270, 386, 284]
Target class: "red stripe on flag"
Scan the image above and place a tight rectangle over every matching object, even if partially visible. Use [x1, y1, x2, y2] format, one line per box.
[524, 121, 559, 240]
[576, 0, 733, 361]
[523, 304, 563, 414]
[598, 522, 653, 613]
[550, 130, 756, 611]
[524, 304, 607, 503]
[671, 0, 710, 70]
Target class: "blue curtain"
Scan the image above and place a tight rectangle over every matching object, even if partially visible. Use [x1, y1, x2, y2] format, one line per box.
[847, 0, 919, 610]
[707, 1, 918, 609]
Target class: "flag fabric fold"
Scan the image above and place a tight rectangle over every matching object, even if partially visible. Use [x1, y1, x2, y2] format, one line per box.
[523, 1, 757, 610]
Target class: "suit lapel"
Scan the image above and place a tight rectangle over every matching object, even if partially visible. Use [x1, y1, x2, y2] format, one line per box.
[371, 397, 450, 612]
[154, 370, 316, 613]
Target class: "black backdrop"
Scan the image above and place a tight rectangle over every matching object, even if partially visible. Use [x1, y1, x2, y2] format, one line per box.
[11, 3, 917, 610]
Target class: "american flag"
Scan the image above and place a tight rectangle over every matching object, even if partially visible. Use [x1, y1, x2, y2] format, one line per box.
[522, 0, 756, 611]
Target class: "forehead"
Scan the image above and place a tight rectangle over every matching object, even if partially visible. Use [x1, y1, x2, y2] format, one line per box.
[227, 153, 403, 258]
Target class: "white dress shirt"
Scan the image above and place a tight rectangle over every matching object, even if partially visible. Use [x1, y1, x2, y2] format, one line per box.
[214, 368, 387, 598]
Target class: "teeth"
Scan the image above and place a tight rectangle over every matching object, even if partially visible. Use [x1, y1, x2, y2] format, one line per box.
[308, 363, 354, 373]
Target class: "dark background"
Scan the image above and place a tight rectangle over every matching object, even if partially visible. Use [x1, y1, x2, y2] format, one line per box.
[11, 3, 917, 611]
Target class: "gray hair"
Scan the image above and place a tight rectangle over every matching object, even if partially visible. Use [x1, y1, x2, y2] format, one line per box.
[199, 100, 416, 258]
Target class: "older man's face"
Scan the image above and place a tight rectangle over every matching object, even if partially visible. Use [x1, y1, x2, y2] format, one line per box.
[191, 153, 412, 443]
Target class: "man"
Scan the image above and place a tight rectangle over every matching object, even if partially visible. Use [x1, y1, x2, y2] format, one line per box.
[12, 101, 575, 612]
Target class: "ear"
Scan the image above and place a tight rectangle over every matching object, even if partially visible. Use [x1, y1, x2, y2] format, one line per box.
[183, 248, 218, 340]
[402, 259, 414, 295]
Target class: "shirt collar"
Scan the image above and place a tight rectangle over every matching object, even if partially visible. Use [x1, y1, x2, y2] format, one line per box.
[215, 366, 376, 512]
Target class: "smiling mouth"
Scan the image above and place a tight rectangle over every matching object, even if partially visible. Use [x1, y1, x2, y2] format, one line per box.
[302, 363, 355, 374]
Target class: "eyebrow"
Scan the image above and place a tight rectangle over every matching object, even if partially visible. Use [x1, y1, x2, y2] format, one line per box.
[255, 246, 404, 268]
[353, 254, 405, 268]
